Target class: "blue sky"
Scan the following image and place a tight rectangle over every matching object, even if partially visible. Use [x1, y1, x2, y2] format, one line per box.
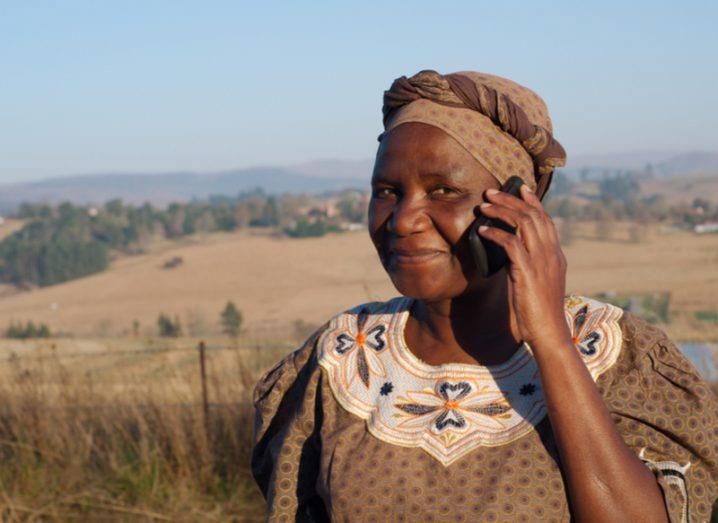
[1, 1, 716, 184]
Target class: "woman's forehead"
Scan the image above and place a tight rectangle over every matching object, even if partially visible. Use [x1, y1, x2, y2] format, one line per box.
[375, 126, 494, 185]
[377, 125, 473, 168]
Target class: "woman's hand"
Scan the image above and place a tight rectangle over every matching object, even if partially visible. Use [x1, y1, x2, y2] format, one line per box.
[477, 184, 571, 350]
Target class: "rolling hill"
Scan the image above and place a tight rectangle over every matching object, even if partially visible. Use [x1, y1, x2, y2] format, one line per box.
[1, 225, 717, 342]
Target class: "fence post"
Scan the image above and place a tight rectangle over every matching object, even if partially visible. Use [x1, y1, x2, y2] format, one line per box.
[198, 341, 209, 433]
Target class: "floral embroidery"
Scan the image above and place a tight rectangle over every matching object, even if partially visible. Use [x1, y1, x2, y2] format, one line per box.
[332, 308, 388, 388]
[568, 303, 602, 356]
[395, 381, 510, 433]
[519, 383, 536, 396]
[380, 382, 394, 396]
[318, 295, 624, 466]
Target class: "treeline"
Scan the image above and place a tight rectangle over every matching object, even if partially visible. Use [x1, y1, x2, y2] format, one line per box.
[0, 189, 367, 288]
[5, 320, 52, 339]
[0, 203, 111, 287]
[545, 172, 718, 225]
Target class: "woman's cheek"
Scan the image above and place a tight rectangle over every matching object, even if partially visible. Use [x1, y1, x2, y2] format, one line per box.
[436, 204, 477, 244]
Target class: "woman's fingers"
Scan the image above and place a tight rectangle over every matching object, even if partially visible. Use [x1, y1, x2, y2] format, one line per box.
[477, 223, 530, 267]
[478, 202, 540, 252]
[484, 185, 558, 248]
[519, 184, 561, 244]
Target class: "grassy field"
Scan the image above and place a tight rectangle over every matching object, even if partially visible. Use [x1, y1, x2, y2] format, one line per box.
[0, 221, 717, 341]
[0, 337, 289, 521]
[1, 222, 717, 519]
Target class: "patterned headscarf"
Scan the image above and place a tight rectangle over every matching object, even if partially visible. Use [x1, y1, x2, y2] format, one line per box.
[378, 70, 567, 199]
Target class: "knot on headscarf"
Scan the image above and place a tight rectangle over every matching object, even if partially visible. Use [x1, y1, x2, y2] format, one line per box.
[380, 69, 567, 199]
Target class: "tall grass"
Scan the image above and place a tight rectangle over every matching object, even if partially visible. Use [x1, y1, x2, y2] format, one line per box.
[0, 339, 287, 521]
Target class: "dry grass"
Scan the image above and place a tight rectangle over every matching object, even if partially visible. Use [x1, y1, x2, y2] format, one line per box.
[0, 218, 25, 241]
[0, 338, 290, 521]
[559, 221, 718, 341]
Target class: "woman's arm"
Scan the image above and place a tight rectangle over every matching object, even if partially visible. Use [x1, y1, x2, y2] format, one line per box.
[531, 332, 668, 522]
[478, 184, 669, 522]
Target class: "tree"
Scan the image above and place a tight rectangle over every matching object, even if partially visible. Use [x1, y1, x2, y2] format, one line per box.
[549, 171, 574, 196]
[221, 301, 243, 338]
[337, 196, 365, 223]
[261, 197, 281, 227]
[595, 217, 613, 241]
[5, 320, 52, 339]
[157, 313, 181, 337]
[598, 174, 640, 202]
[558, 219, 576, 246]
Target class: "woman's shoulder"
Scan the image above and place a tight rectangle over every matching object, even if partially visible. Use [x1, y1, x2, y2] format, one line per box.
[560, 293, 701, 379]
[253, 296, 408, 409]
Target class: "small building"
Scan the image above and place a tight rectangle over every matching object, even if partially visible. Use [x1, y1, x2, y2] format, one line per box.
[694, 221, 718, 234]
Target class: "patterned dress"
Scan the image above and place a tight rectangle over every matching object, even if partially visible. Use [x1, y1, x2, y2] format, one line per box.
[251, 295, 718, 522]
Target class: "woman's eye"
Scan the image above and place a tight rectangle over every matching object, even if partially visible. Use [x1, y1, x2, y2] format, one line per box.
[373, 187, 395, 198]
[431, 186, 456, 196]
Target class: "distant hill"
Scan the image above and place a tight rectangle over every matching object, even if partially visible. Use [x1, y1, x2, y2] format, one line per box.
[654, 151, 718, 177]
[286, 158, 375, 179]
[2, 151, 716, 215]
[561, 150, 718, 180]
[0, 164, 371, 213]
[568, 150, 681, 170]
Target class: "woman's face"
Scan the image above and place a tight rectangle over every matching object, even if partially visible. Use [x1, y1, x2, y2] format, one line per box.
[369, 122, 500, 301]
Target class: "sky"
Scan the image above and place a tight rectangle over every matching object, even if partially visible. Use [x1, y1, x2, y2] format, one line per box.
[1, 0, 716, 184]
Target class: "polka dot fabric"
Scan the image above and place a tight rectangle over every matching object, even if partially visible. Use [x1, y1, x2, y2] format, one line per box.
[252, 302, 718, 522]
[602, 312, 718, 522]
[383, 70, 555, 191]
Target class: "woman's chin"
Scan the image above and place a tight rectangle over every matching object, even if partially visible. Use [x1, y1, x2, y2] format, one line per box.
[389, 272, 467, 302]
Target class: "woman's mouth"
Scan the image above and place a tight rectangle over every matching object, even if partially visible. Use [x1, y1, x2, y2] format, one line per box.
[389, 248, 445, 265]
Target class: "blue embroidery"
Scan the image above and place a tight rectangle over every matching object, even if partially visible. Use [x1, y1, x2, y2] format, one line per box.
[380, 382, 394, 396]
[519, 383, 536, 396]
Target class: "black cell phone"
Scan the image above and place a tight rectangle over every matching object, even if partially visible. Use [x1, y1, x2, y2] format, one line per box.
[468, 175, 525, 279]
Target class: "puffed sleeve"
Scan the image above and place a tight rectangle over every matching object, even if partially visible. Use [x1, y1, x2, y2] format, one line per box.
[251, 324, 331, 522]
[602, 312, 718, 522]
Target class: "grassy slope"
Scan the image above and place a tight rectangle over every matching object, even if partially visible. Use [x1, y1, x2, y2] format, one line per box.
[0, 223, 717, 341]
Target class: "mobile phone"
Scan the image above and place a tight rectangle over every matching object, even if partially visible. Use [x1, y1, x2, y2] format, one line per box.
[468, 175, 525, 279]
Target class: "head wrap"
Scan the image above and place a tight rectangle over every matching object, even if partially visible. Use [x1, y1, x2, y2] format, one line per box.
[378, 70, 567, 199]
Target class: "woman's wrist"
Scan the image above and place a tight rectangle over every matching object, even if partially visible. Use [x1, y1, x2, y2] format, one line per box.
[525, 317, 573, 355]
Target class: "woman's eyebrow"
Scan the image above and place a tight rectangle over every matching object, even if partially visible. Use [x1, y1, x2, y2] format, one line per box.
[419, 166, 469, 183]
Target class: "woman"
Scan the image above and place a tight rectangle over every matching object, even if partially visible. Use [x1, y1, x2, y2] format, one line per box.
[252, 70, 718, 522]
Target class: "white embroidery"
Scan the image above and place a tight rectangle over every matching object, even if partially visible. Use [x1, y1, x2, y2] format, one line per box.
[318, 295, 624, 466]
[639, 447, 691, 523]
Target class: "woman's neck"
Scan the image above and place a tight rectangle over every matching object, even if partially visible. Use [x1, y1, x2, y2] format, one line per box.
[404, 273, 524, 366]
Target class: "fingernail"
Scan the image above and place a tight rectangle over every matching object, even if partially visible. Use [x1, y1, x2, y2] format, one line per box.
[486, 188, 499, 195]
[478, 225, 489, 232]
[480, 202, 492, 208]
[522, 184, 533, 193]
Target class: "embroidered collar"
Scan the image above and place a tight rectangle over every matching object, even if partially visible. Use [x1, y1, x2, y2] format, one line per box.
[317, 295, 624, 466]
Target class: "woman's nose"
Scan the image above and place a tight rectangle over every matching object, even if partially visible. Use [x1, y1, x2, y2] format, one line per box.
[387, 197, 430, 236]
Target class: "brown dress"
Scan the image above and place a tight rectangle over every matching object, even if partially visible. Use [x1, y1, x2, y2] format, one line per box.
[252, 295, 718, 522]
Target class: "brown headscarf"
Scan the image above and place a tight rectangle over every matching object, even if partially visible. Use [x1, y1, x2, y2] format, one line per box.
[379, 70, 567, 199]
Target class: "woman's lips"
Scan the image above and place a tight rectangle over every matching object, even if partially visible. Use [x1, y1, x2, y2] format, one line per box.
[388, 248, 445, 265]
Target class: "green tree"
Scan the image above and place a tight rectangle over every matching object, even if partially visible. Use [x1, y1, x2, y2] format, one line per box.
[157, 313, 181, 337]
[261, 197, 281, 227]
[598, 174, 640, 202]
[5, 320, 52, 339]
[220, 301, 243, 338]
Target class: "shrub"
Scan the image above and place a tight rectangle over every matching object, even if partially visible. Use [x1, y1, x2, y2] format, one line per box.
[162, 256, 183, 269]
[157, 313, 182, 337]
[220, 301, 243, 338]
[5, 320, 52, 339]
[284, 218, 342, 238]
